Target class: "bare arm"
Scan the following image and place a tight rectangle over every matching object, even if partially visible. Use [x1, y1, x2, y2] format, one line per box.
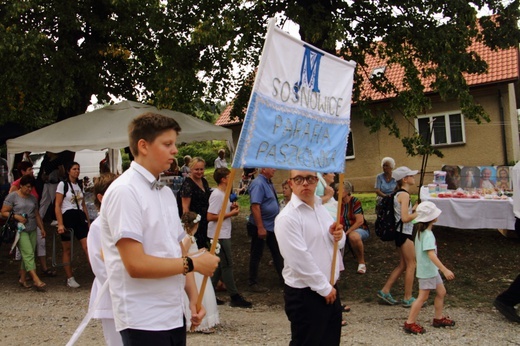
[206, 205, 239, 222]
[55, 192, 66, 234]
[398, 193, 417, 223]
[81, 198, 90, 226]
[345, 214, 364, 236]
[427, 250, 455, 280]
[116, 238, 219, 278]
[181, 197, 191, 215]
[251, 203, 267, 239]
[8, 184, 18, 193]
[321, 186, 334, 204]
[374, 188, 387, 198]
[0, 204, 12, 219]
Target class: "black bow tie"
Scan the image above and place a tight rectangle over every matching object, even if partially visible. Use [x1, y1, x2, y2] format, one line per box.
[151, 180, 166, 190]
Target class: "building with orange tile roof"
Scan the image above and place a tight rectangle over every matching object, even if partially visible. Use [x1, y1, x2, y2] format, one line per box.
[217, 40, 519, 192]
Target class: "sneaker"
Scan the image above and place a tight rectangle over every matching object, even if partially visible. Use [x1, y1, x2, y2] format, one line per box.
[377, 290, 398, 305]
[432, 316, 455, 328]
[249, 284, 269, 293]
[402, 297, 416, 308]
[67, 277, 80, 288]
[402, 297, 427, 308]
[493, 299, 520, 323]
[50, 220, 58, 226]
[403, 322, 425, 334]
[230, 294, 252, 308]
[216, 297, 225, 306]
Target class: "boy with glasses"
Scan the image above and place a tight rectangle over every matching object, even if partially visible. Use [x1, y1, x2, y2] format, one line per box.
[275, 170, 345, 345]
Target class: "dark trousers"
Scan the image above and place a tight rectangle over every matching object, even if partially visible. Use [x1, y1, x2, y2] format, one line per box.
[120, 324, 186, 346]
[496, 274, 520, 306]
[247, 222, 284, 285]
[284, 284, 342, 346]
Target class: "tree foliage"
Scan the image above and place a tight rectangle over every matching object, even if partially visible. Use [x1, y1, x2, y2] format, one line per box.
[0, 1, 519, 157]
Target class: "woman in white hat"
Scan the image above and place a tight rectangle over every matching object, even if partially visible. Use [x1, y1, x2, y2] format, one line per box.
[377, 166, 419, 307]
[404, 201, 455, 334]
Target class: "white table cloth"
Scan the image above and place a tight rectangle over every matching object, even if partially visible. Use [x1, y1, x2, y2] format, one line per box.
[420, 187, 515, 230]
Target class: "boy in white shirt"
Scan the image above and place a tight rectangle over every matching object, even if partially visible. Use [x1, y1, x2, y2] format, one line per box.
[99, 112, 220, 345]
[207, 168, 252, 308]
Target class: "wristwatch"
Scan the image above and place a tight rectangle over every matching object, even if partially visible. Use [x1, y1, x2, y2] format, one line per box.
[183, 256, 194, 275]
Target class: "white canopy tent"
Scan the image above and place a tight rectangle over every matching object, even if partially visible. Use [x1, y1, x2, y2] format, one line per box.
[6, 100, 234, 179]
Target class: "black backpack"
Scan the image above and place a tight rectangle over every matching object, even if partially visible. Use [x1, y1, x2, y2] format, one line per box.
[375, 189, 407, 241]
[62, 179, 83, 196]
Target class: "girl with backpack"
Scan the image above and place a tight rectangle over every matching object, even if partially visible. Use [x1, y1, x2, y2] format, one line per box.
[55, 161, 91, 288]
[377, 166, 419, 307]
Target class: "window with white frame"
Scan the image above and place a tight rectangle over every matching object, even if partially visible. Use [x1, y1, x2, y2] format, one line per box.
[416, 112, 465, 146]
[346, 131, 355, 159]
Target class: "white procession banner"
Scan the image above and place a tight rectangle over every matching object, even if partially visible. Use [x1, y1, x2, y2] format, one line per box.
[232, 20, 356, 173]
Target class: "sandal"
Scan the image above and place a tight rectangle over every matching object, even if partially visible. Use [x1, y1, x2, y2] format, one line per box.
[357, 263, 367, 274]
[34, 282, 47, 292]
[18, 280, 32, 289]
[341, 304, 351, 313]
[42, 269, 57, 277]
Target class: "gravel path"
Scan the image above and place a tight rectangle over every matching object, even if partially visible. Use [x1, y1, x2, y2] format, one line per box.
[1, 285, 518, 346]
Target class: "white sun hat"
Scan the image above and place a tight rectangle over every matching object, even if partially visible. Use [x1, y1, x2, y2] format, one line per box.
[392, 166, 419, 181]
[414, 201, 442, 223]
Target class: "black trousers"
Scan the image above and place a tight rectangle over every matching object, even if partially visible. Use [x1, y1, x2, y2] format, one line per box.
[496, 274, 520, 306]
[495, 218, 520, 306]
[120, 324, 186, 346]
[247, 222, 284, 285]
[284, 284, 342, 346]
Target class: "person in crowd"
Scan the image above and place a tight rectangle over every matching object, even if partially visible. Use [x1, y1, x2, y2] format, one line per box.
[98, 112, 219, 344]
[279, 179, 292, 210]
[237, 167, 257, 195]
[214, 149, 228, 169]
[493, 160, 520, 323]
[316, 172, 338, 220]
[494, 275, 520, 323]
[275, 170, 345, 345]
[316, 172, 335, 203]
[165, 157, 181, 176]
[10, 161, 56, 277]
[404, 201, 455, 334]
[480, 167, 495, 189]
[87, 173, 122, 346]
[1, 175, 47, 291]
[178, 157, 211, 249]
[181, 212, 220, 333]
[338, 180, 370, 275]
[495, 167, 510, 191]
[375, 157, 397, 207]
[99, 152, 110, 174]
[247, 167, 283, 293]
[55, 161, 91, 288]
[0, 156, 9, 199]
[38, 152, 65, 222]
[377, 166, 419, 307]
[180, 155, 192, 177]
[207, 167, 252, 308]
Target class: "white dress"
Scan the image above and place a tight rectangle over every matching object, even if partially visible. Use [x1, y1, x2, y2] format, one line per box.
[184, 237, 220, 332]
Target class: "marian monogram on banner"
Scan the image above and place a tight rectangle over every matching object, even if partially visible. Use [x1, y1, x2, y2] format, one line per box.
[232, 21, 356, 173]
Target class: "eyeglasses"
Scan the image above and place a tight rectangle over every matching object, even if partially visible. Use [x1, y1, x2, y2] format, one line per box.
[290, 175, 319, 185]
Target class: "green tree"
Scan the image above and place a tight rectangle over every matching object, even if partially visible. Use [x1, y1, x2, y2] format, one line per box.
[1, 0, 519, 159]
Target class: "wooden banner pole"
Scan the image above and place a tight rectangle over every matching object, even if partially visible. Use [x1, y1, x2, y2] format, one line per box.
[330, 173, 344, 285]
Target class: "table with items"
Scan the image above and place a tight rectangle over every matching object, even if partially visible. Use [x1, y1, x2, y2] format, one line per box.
[420, 186, 515, 230]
